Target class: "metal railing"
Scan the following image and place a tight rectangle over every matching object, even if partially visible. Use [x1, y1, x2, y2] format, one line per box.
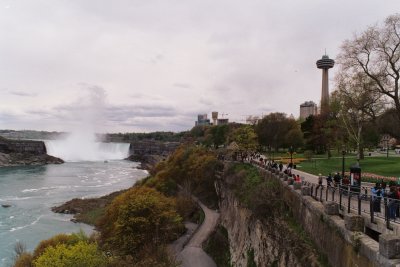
[247, 158, 400, 230]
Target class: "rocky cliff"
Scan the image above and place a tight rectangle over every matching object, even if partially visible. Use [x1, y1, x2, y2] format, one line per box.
[126, 140, 180, 170]
[128, 140, 180, 157]
[218, 179, 321, 267]
[0, 137, 63, 167]
[216, 163, 391, 267]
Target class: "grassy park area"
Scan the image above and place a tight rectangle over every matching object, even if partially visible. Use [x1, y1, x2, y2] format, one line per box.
[297, 156, 400, 182]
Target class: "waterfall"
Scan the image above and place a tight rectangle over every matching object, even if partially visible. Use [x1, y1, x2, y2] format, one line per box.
[45, 136, 129, 162]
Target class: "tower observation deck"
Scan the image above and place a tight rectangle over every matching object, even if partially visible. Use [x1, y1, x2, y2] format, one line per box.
[316, 55, 335, 113]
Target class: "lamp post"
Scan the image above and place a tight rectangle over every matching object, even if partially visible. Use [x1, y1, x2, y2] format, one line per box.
[341, 147, 346, 179]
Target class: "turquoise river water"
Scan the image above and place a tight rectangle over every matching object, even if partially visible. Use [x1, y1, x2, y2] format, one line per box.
[0, 160, 147, 266]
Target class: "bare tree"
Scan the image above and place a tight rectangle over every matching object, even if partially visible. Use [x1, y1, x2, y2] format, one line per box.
[337, 14, 400, 122]
[335, 71, 384, 164]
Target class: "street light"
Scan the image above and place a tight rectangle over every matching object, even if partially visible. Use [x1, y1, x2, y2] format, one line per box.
[341, 146, 346, 179]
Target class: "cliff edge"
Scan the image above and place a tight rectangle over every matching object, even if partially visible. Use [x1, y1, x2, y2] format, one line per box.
[0, 137, 63, 167]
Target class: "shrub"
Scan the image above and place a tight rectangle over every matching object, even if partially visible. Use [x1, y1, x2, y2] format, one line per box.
[33, 241, 107, 267]
[13, 252, 33, 267]
[33, 231, 88, 258]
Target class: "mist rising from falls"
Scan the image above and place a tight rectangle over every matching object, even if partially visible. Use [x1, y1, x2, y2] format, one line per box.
[45, 138, 129, 162]
[44, 86, 129, 162]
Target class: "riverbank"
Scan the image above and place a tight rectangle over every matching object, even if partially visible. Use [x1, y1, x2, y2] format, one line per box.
[51, 156, 157, 225]
[0, 152, 63, 167]
[0, 137, 63, 167]
[51, 189, 127, 225]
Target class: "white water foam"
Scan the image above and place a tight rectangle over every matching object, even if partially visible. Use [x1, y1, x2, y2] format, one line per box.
[46, 139, 129, 162]
[9, 215, 43, 232]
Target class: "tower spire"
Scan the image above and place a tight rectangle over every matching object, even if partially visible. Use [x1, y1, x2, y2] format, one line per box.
[316, 54, 335, 114]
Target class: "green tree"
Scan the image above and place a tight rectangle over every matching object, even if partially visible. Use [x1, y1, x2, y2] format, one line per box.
[209, 125, 229, 148]
[256, 113, 303, 151]
[230, 125, 258, 154]
[98, 186, 183, 256]
[377, 108, 400, 139]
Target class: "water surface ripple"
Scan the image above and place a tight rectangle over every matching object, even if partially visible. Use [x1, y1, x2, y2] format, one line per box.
[0, 160, 146, 267]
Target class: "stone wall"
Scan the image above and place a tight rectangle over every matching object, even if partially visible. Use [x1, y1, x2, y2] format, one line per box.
[260, 168, 398, 266]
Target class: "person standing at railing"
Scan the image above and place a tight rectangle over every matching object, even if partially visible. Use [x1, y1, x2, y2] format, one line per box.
[387, 186, 398, 220]
[316, 174, 323, 190]
[326, 173, 332, 187]
[371, 183, 382, 213]
[396, 186, 400, 218]
[333, 172, 341, 187]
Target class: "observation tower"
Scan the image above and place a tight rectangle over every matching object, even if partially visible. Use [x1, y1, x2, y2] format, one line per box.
[316, 54, 335, 113]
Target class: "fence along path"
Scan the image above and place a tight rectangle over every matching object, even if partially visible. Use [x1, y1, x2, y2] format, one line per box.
[248, 158, 400, 231]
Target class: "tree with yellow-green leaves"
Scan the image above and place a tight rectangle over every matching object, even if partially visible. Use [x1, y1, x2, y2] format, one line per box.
[97, 186, 184, 257]
[33, 241, 107, 267]
[229, 125, 258, 159]
[13, 232, 107, 267]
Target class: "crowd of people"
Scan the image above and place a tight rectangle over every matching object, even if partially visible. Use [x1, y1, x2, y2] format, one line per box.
[244, 153, 400, 221]
[371, 181, 400, 220]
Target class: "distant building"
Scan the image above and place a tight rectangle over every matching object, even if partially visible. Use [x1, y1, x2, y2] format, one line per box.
[212, 111, 218, 125]
[195, 114, 211, 126]
[245, 115, 260, 125]
[300, 101, 318, 119]
[217, 118, 229, 125]
[195, 112, 229, 126]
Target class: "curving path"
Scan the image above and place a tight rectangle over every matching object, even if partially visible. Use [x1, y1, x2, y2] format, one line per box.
[177, 200, 219, 267]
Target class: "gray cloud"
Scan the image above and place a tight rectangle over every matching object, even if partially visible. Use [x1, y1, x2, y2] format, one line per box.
[9, 91, 37, 97]
[173, 83, 192, 89]
[0, 0, 398, 132]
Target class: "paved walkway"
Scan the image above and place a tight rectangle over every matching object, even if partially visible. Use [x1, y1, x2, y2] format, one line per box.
[177, 200, 219, 267]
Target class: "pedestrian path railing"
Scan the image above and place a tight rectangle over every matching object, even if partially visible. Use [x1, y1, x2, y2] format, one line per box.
[246, 158, 400, 230]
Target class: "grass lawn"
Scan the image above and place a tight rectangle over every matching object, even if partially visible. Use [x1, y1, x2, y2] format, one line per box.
[262, 151, 358, 160]
[298, 156, 400, 179]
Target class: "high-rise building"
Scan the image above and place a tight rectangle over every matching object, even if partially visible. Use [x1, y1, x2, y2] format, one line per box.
[316, 54, 335, 113]
[299, 101, 318, 119]
[195, 114, 211, 126]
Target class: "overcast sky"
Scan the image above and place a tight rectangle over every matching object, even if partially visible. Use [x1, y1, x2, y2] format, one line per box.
[0, 0, 398, 133]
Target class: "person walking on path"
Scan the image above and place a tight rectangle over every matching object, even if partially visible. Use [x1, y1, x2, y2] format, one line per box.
[279, 163, 283, 172]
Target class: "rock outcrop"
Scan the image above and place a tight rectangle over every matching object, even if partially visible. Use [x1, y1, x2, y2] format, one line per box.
[128, 140, 180, 157]
[0, 137, 63, 167]
[126, 140, 180, 170]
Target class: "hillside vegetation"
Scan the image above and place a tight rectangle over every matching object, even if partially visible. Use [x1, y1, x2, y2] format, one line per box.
[13, 144, 220, 267]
